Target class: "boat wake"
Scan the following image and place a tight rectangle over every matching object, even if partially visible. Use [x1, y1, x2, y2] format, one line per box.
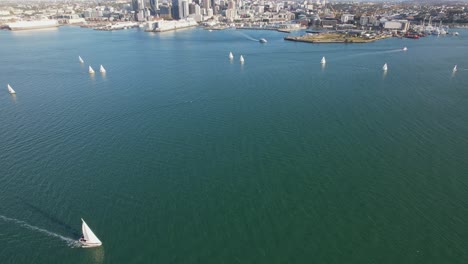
[237, 31, 259, 42]
[0, 214, 81, 248]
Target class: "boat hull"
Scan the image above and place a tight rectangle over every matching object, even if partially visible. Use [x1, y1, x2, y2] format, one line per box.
[8, 21, 60, 31]
[80, 240, 102, 248]
[9, 25, 59, 31]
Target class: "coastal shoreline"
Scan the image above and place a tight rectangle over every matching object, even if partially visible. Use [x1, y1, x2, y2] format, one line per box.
[284, 34, 392, 44]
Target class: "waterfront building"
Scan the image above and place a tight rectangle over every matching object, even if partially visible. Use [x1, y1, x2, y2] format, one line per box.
[182, 0, 189, 18]
[145, 17, 197, 31]
[189, 3, 196, 15]
[225, 8, 237, 21]
[159, 5, 172, 19]
[383, 20, 409, 32]
[211, 0, 217, 14]
[172, 0, 179, 19]
[203, 0, 211, 10]
[132, 0, 146, 21]
[194, 4, 201, 15]
[360, 16, 369, 26]
[150, 0, 159, 15]
[227, 0, 235, 9]
[341, 14, 354, 23]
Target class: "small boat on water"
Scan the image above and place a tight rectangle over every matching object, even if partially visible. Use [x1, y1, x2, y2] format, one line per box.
[79, 56, 84, 63]
[321, 56, 326, 64]
[89, 66, 95, 74]
[382, 63, 388, 71]
[7, 84, 16, 94]
[403, 47, 408, 51]
[100, 65, 106, 73]
[79, 218, 102, 248]
[240, 55, 244, 64]
[453, 65, 457, 72]
[229, 52, 234, 60]
[259, 38, 267, 43]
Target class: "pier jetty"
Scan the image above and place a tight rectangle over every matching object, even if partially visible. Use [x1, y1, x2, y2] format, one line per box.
[284, 32, 392, 44]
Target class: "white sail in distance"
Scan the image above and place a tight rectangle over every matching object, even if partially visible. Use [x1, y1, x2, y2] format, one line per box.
[80, 218, 102, 248]
[382, 63, 388, 71]
[7, 84, 16, 94]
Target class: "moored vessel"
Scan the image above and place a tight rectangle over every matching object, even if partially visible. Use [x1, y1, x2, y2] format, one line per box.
[7, 20, 59, 31]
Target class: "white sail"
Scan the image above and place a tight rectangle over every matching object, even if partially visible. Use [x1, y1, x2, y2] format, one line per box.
[453, 65, 457, 72]
[382, 63, 388, 71]
[229, 52, 233, 60]
[403, 47, 407, 51]
[321, 56, 326, 64]
[7, 84, 16, 94]
[79, 56, 84, 63]
[89, 66, 95, 74]
[240, 55, 244, 64]
[80, 218, 102, 247]
[100, 65, 106, 73]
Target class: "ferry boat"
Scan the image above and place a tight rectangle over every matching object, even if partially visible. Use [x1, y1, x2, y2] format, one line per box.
[7, 20, 59, 31]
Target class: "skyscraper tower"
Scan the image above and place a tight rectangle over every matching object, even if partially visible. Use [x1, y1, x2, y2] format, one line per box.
[132, 0, 146, 20]
[171, 0, 184, 19]
[203, 0, 210, 10]
[150, 0, 159, 15]
[211, 0, 216, 14]
[132, 0, 140, 11]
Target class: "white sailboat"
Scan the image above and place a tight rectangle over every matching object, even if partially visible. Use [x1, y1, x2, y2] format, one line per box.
[240, 55, 244, 64]
[79, 218, 102, 248]
[453, 65, 457, 72]
[79, 56, 84, 63]
[321, 56, 326, 64]
[89, 66, 95, 74]
[7, 84, 16, 94]
[229, 52, 234, 60]
[382, 63, 388, 71]
[100, 65, 106, 73]
[403, 47, 408, 51]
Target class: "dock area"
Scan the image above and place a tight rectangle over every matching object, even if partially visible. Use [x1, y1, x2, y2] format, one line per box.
[284, 32, 392, 44]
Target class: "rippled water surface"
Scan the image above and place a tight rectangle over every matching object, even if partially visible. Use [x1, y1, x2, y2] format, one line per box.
[0, 27, 468, 263]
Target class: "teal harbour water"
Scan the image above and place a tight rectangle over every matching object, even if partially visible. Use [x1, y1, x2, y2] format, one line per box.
[0, 26, 468, 263]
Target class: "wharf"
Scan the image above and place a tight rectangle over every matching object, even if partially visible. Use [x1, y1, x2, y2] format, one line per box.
[284, 33, 392, 44]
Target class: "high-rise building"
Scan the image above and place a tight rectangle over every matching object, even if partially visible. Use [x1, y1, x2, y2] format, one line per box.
[150, 0, 159, 15]
[189, 3, 196, 15]
[228, 0, 235, 9]
[172, 0, 185, 19]
[210, 0, 216, 14]
[132, 0, 139, 11]
[132, 0, 145, 11]
[182, 0, 189, 18]
[203, 0, 210, 10]
[194, 4, 201, 15]
[132, 0, 146, 20]
[172, 0, 180, 19]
